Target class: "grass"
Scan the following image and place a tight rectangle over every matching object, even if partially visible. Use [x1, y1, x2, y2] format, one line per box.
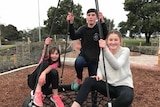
[123, 38, 159, 46]
[123, 39, 145, 46]
[0, 45, 16, 51]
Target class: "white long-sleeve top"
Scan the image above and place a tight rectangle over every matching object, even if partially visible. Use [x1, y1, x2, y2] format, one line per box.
[97, 46, 133, 88]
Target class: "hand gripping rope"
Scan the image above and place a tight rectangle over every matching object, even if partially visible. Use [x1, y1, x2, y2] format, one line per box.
[22, 0, 61, 107]
[94, 0, 112, 107]
[32, 0, 61, 95]
[22, 0, 78, 106]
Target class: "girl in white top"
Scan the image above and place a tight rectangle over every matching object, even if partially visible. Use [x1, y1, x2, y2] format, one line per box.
[71, 30, 134, 107]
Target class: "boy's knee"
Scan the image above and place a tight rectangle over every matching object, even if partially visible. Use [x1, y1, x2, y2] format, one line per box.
[75, 60, 84, 66]
[75, 56, 85, 65]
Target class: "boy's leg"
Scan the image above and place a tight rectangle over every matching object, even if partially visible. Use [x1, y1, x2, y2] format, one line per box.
[75, 56, 87, 79]
[71, 56, 87, 91]
[87, 60, 98, 77]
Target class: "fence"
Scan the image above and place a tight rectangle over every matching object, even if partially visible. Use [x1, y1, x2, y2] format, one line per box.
[0, 40, 72, 73]
[0, 40, 159, 73]
[123, 41, 159, 55]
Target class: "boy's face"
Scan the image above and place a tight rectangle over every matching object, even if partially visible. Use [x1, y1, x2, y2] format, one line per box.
[86, 12, 97, 26]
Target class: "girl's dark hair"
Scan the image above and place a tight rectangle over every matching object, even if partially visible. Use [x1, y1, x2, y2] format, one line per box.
[48, 47, 61, 67]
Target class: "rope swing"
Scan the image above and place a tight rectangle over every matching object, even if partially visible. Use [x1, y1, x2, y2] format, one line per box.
[94, 0, 112, 106]
[22, 0, 109, 106]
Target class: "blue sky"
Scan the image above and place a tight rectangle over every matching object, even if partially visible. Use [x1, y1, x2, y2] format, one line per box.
[0, 0, 127, 31]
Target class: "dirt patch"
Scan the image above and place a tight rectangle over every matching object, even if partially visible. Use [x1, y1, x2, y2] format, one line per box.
[130, 52, 141, 56]
[0, 64, 160, 107]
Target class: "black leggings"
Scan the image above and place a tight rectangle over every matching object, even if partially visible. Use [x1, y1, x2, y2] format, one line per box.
[28, 61, 59, 94]
[75, 77, 134, 107]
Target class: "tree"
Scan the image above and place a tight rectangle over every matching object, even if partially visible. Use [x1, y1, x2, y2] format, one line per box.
[28, 27, 49, 42]
[118, 21, 128, 37]
[0, 25, 5, 40]
[44, 0, 85, 35]
[105, 18, 114, 31]
[0, 24, 20, 41]
[123, 0, 160, 44]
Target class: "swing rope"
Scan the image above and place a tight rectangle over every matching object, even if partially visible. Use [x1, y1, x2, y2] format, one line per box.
[32, 0, 61, 95]
[94, 0, 111, 105]
[60, 0, 74, 86]
[23, 0, 110, 106]
[58, 0, 110, 106]
[48, 0, 61, 37]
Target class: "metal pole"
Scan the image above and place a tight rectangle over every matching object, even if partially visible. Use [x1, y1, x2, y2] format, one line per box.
[38, 0, 41, 42]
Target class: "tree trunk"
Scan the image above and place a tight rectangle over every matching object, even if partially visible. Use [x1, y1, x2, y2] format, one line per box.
[145, 33, 150, 44]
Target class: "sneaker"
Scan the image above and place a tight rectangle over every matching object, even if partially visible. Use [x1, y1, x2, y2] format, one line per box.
[104, 102, 112, 107]
[50, 95, 64, 107]
[33, 91, 43, 107]
[71, 78, 82, 91]
[30, 90, 34, 99]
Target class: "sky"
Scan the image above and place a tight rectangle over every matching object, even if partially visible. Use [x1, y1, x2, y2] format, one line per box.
[0, 0, 127, 31]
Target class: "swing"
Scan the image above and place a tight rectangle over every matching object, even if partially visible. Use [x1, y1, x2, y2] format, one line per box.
[22, 0, 110, 107]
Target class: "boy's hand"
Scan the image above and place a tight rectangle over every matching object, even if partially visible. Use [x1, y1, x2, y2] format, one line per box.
[66, 12, 74, 24]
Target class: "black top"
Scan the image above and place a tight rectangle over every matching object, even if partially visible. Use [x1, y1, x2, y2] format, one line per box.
[69, 23, 108, 62]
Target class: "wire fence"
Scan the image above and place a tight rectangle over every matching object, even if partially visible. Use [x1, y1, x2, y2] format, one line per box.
[0, 40, 72, 73]
[0, 39, 159, 73]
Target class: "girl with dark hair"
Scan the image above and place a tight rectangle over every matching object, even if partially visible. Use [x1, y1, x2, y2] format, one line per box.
[28, 37, 64, 107]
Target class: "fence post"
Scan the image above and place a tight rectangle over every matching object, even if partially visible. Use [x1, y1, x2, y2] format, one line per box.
[13, 54, 17, 68]
[139, 42, 141, 53]
[158, 48, 160, 66]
